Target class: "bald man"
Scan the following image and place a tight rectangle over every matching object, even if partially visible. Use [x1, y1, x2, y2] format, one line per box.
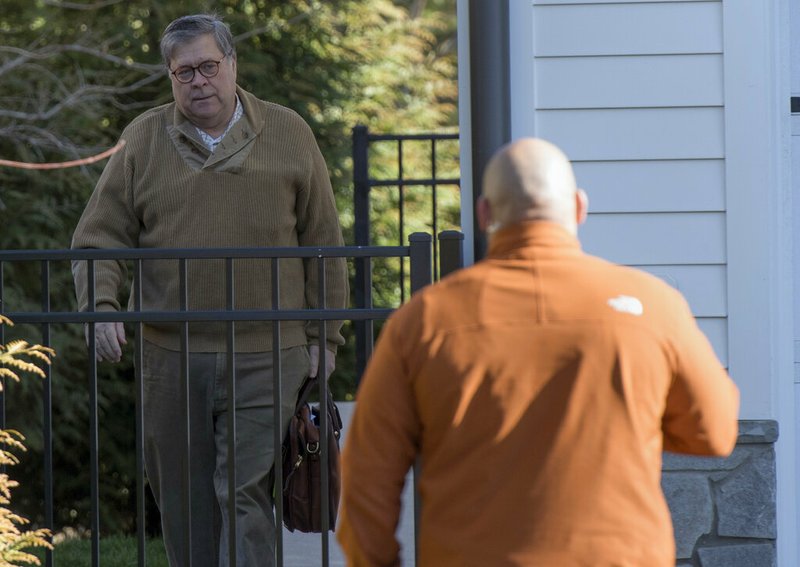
[337, 138, 739, 566]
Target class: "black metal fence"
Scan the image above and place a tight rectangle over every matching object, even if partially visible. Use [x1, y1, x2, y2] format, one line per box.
[0, 233, 463, 567]
[352, 126, 461, 379]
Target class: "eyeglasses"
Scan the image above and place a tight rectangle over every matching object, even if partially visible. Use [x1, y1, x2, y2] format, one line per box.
[170, 56, 227, 84]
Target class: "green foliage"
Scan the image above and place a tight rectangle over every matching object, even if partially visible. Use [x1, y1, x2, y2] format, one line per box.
[30, 535, 168, 567]
[366, 136, 461, 307]
[220, 0, 458, 236]
[0, 0, 457, 538]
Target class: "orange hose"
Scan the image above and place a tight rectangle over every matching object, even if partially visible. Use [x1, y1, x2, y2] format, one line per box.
[0, 139, 126, 170]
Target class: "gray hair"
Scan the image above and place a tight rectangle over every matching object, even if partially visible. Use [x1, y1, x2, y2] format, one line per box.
[160, 14, 236, 67]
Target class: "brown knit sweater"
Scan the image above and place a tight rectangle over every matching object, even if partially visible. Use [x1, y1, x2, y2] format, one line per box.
[71, 87, 348, 352]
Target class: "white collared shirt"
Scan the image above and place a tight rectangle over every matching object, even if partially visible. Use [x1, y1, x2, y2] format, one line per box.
[196, 95, 243, 151]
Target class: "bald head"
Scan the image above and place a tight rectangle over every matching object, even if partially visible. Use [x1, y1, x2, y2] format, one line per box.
[479, 138, 586, 236]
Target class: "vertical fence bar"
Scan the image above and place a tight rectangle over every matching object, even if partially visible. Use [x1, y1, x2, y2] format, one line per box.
[133, 259, 146, 567]
[40, 261, 54, 567]
[87, 260, 101, 567]
[178, 259, 192, 567]
[431, 139, 439, 281]
[398, 140, 406, 304]
[353, 125, 370, 250]
[316, 256, 330, 566]
[225, 258, 237, 567]
[362, 258, 374, 387]
[271, 258, 284, 567]
[408, 233, 432, 566]
[438, 231, 465, 279]
[352, 125, 371, 382]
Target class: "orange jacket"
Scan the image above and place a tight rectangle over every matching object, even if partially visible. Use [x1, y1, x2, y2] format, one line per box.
[338, 221, 739, 567]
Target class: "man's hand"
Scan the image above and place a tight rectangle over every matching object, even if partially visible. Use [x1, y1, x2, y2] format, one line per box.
[308, 344, 336, 380]
[85, 322, 127, 363]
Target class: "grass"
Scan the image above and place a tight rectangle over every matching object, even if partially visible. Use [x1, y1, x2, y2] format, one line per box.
[30, 535, 169, 567]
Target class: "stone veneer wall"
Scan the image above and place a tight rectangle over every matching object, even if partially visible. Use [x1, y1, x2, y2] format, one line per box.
[662, 420, 778, 567]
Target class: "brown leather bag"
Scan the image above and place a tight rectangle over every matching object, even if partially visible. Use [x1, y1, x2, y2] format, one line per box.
[281, 376, 343, 532]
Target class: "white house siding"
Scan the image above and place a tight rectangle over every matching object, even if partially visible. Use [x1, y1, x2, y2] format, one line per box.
[514, 0, 728, 365]
[791, 0, 800, 561]
[793, 0, 800, 431]
[506, 0, 795, 563]
[793, 0, 800, 386]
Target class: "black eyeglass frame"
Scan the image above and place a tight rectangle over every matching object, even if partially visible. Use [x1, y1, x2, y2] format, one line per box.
[169, 56, 227, 84]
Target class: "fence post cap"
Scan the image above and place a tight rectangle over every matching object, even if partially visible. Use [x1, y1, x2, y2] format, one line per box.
[438, 230, 464, 241]
[408, 232, 432, 243]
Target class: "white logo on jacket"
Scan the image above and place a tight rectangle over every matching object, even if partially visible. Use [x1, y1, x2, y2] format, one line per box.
[607, 295, 644, 316]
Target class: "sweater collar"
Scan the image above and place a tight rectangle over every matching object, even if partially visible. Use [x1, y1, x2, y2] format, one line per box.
[487, 221, 582, 258]
[235, 87, 265, 136]
[167, 87, 261, 172]
[171, 86, 264, 135]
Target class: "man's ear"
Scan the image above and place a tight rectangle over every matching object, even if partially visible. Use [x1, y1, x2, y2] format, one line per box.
[477, 196, 492, 233]
[575, 189, 589, 226]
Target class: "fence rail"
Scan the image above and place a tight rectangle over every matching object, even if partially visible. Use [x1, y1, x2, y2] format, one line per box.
[0, 233, 464, 567]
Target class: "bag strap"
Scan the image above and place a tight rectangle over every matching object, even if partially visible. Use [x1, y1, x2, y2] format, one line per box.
[294, 376, 342, 434]
[294, 376, 318, 411]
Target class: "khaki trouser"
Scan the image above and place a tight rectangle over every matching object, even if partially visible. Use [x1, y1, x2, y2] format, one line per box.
[141, 341, 308, 567]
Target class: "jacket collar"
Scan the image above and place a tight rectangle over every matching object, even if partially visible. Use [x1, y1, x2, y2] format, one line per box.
[487, 221, 582, 259]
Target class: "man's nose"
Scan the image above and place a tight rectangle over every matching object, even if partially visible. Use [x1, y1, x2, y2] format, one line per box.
[191, 71, 208, 87]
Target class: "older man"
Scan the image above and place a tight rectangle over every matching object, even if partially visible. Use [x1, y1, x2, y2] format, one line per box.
[71, 13, 348, 567]
[337, 138, 739, 566]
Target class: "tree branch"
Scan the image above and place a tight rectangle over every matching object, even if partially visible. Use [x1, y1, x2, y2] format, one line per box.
[41, 0, 125, 10]
[0, 71, 165, 121]
[0, 44, 163, 78]
[233, 12, 312, 44]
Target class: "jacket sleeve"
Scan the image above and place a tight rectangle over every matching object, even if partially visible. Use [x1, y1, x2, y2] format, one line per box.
[337, 314, 420, 567]
[70, 137, 138, 313]
[295, 128, 349, 353]
[662, 295, 740, 456]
